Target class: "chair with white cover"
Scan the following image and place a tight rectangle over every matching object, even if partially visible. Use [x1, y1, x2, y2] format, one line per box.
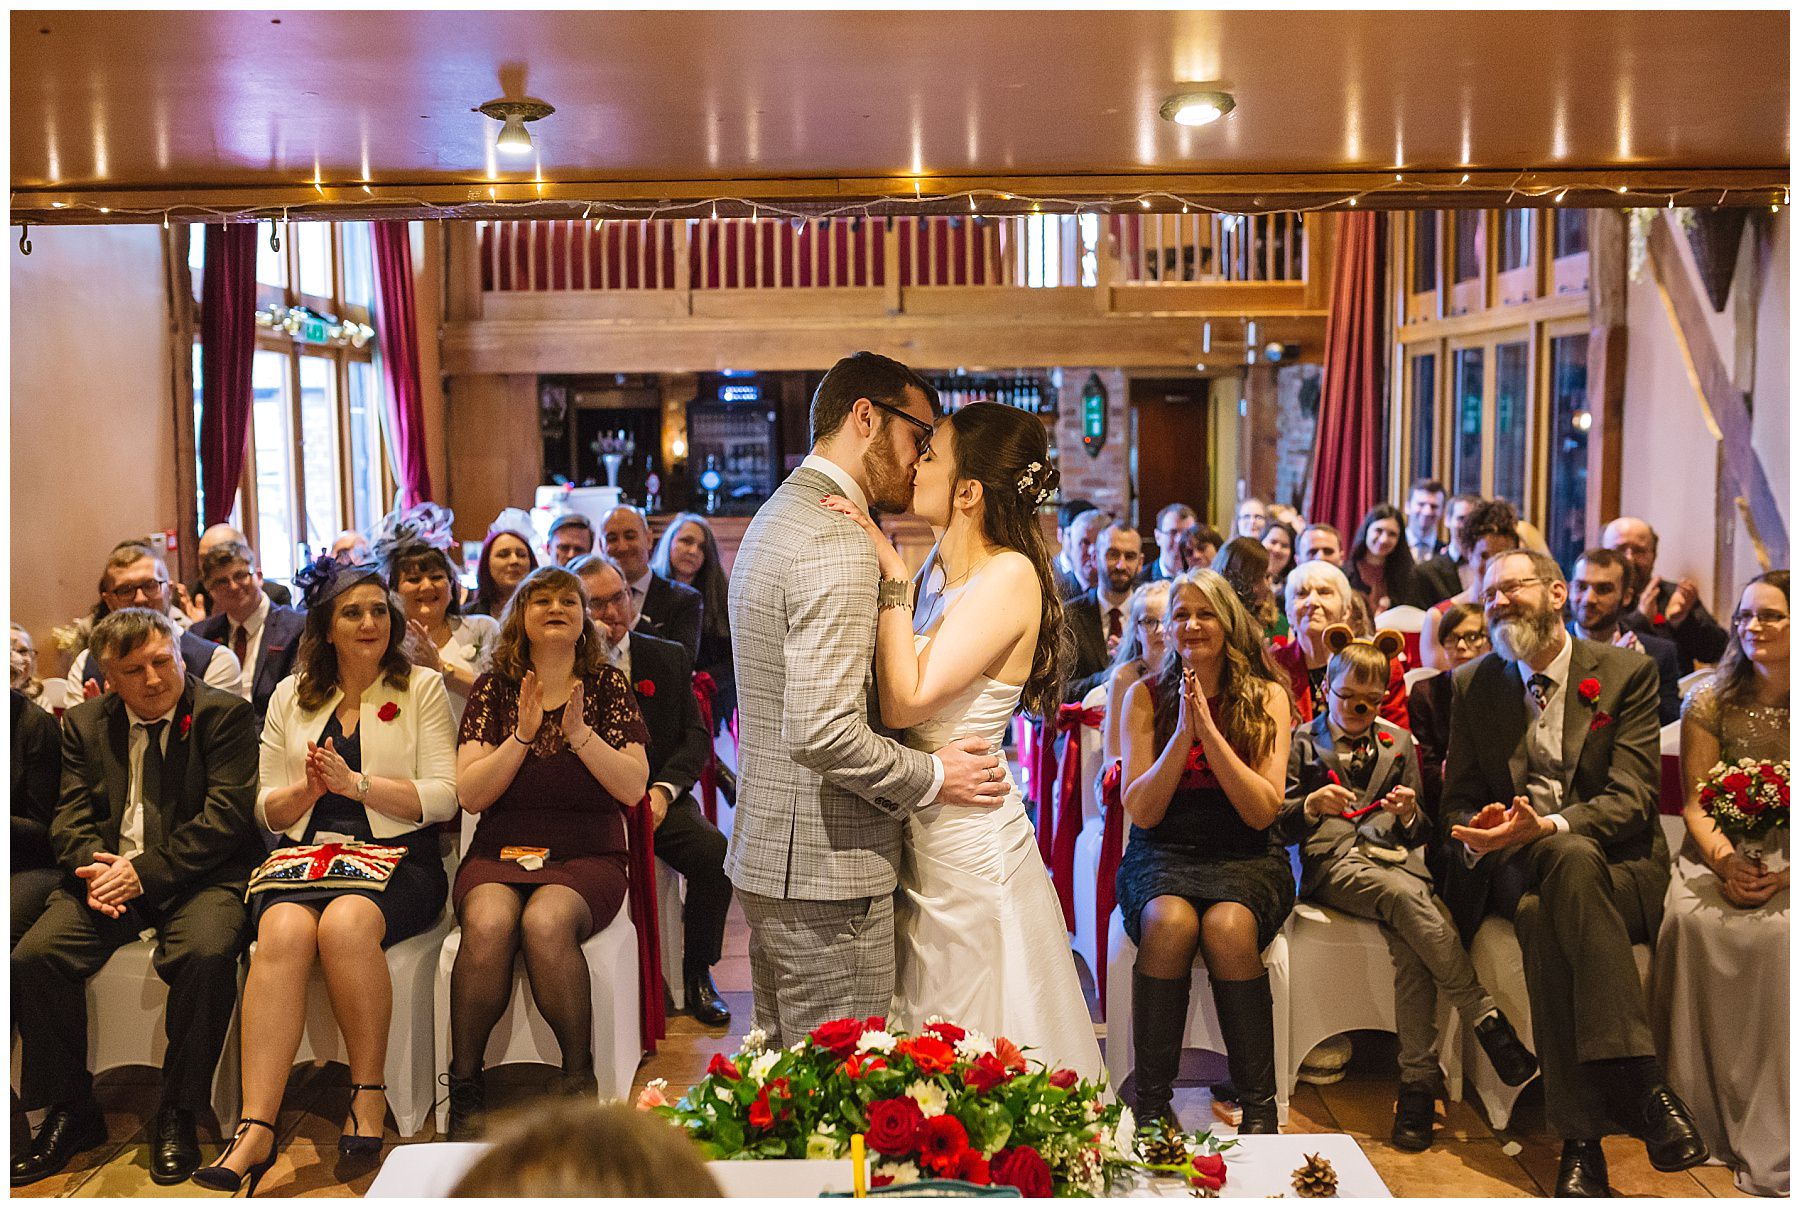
[1374, 605, 1429, 634]
[1279, 902, 1404, 1103]
[656, 859, 686, 1011]
[1103, 907, 1293, 1124]
[1069, 684, 1109, 979]
[1402, 665, 1441, 694]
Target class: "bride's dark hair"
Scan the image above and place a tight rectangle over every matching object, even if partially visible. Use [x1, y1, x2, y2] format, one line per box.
[942, 401, 1064, 716]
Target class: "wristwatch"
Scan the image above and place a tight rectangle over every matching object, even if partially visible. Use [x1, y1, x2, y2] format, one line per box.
[354, 774, 372, 802]
[877, 578, 912, 610]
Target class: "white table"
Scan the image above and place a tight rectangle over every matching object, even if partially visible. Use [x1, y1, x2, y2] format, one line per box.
[366, 1135, 1388, 1198]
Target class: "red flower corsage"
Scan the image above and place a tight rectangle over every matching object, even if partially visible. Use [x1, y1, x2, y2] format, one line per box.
[1376, 730, 1394, 748]
[1653, 613, 1668, 627]
[1577, 677, 1602, 705]
[178, 713, 192, 739]
[377, 701, 400, 722]
[1589, 710, 1614, 732]
[635, 678, 655, 697]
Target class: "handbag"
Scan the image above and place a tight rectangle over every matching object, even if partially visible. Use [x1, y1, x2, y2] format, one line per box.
[246, 841, 408, 899]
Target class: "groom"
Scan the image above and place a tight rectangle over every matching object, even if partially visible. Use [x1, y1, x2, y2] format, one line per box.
[726, 351, 1008, 1045]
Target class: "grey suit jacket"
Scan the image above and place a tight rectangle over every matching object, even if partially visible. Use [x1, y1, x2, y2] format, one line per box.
[1275, 714, 1429, 897]
[724, 466, 939, 901]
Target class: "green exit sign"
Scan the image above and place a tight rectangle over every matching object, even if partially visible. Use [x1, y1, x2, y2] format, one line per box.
[1081, 372, 1107, 458]
[297, 316, 331, 344]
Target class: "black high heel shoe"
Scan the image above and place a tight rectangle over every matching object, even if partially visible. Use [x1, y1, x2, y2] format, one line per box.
[191, 1116, 277, 1196]
[337, 1083, 387, 1159]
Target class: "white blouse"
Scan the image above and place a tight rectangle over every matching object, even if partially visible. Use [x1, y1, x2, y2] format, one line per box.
[439, 614, 499, 725]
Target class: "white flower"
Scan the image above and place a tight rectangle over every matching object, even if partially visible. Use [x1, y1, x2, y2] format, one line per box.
[906, 1080, 948, 1118]
[872, 1160, 921, 1187]
[715, 1084, 733, 1102]
[806, 1133, 843, 1160]
[1111, 1105, 1136, 1157]
[952, 1029, 992, 1062]
[856, 1029, 897, 1055]
[740, 1027, 769, 1054]
[748, 1049, 780, 1082]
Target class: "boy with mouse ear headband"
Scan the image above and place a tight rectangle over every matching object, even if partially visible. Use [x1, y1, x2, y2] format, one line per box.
[1274, 624, 1537, 1154]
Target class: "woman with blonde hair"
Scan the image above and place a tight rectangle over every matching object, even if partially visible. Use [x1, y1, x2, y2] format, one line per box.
[451, 1100, 719, 1197]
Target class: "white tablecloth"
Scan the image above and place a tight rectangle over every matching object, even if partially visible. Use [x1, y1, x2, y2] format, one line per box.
[366, 1135, 1388, 1198]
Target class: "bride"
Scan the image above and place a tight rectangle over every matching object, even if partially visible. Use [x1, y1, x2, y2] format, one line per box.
[823, 400, 1103, 1079]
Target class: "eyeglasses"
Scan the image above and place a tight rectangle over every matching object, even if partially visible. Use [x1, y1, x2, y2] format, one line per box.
[1481, 576, 1548, 606]
[1733, 610, 1790, 630]
[868, 400, 935, 455]
[1445, 631, 1491, 652]
[103, 577, 169, 602]
[204, 570, 256, 593]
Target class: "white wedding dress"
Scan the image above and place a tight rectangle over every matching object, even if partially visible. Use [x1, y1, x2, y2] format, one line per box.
[891, 579, 1104, 1080]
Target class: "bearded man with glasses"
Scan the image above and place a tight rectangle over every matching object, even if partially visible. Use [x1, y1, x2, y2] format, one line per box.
[1439, 548, 1708, 1197]
[64, 543, 242, 705]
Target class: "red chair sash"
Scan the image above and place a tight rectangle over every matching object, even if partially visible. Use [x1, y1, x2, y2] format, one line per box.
[1095, 760, 1125, 1014]
[626, 796, 667, 1051]
[693, 672, 720, 825]
[1660, 753, 1686, 815]
[1051, 705, 1105, 928]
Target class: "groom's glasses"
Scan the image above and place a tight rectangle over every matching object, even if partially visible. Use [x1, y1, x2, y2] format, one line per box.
[869, 400, 935, 456]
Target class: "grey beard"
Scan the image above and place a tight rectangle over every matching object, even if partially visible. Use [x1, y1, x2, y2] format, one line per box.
[1490, 611, 1560, 664]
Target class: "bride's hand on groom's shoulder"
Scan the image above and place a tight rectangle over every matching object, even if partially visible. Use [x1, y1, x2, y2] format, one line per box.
[935, 735, 1009, 809]
[820, 494, 908, 579]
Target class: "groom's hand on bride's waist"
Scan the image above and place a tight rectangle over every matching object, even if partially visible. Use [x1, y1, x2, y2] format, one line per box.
[936, 737, 1009, 808]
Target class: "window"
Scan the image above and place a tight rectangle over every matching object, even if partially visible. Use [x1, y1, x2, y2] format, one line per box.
[1451, 347, 1484, 496]
[1492, 341, 1530, 509]
[1499, 210, 1533, 273]
[1454, 212, 1483, 282]
[1547, 334, 1591, 569]
[1411, 212, 1438, 295]
[1409, 353, 1437, 480]
[346, 360, 387, 532]
[298, 355, 343, 552]
[252, 350, 299, 581]
[1554, 210, 1589, 259]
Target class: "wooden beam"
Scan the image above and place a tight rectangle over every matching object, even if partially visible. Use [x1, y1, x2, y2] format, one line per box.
[1646, 212, 1788, 565]
[1585, 208, 1628, 540]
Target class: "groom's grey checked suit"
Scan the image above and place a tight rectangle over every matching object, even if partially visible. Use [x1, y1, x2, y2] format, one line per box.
[725, 460, 941, 1043]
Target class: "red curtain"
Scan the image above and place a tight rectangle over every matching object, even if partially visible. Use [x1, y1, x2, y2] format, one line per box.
[1307, 211, 1384, 536]
[198, 224, 259, 526]
[373, 223, 433, 508]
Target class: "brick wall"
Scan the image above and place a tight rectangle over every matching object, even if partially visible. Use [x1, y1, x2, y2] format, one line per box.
[1052, 367, 1132, 524]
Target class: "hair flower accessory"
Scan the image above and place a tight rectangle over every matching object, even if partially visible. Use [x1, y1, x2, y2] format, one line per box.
[1013, 460, 1061, 508]
[372, 502, 458, 566]
[1578, 677, 1602, 705]
[292, 553, 382, 612]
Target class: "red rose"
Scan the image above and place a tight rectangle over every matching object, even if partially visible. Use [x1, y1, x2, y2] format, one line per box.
[843, 1053, 887, 1079]
[1722, 772, 1754, 793]
[1578, 678, 1602, 705]
[1699, 785, 1718, 803]
[178, 713, 192, 738]
[924, 1021, 966, 1045]
[635, 678, 655, 697]
[1189, 1152, 1227, 1192]
[748, 1084, 775, 1130]
[706, 1052, 741, 1081]
[808, 1017, 867, 1058]
[1376, 730, 1394, 748]
[957, 1150, 992, 1185]
[1048, 1068, 1079, 1090]
[871, 1174, 894, 1189]
[919, 1114, 970, 1176]
[1740, 790, 1766, 815]
[378, 701, 400, 722]
[1759, 763, 1780, 781]
[963, 1053, 1009, 1094]
[898, 1035, 956, 1074]
[865, 1097, 925, 1157]
[1780, 784, 1791, 807]
[990, 1145, 1052, 1198]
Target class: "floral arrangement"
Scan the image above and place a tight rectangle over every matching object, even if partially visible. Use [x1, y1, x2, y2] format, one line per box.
[1698, 758, 1789, 856]
[639, 1016, 1235, 1196]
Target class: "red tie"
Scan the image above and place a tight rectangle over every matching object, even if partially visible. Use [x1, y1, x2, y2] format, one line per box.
[232, 625, 248, 665]
[1106, 607, 1123, 644]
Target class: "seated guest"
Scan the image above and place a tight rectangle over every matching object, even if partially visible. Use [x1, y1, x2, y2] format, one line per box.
[1179, 522, 1225, 576]
[194, 557, 458, 1194]
[12, 610, 260, 1187]
[181, 525, 293, 619]
[1442, 549, 1707, 1197]
[1141, 503, 1198, 584]
[445, 567, 650, 1139]
[1117, 570, 1293, 1131]
[451, 1100, 720, 1198]
[1277, 626, 1535, 1152]
[1404, 479, 1448, 566]
[1604, 516, 1732, 675]
[1407, 602, 1489, 824]
[1651, 570, 1789, 1196]
[1569, 548, 1683, 725]
[600, 506, 702, 661]
[1275, 560, 1409, 729]
[575, 555, 732, 1026]
[380, 527, 499, 728]
[1419, 499, 1520, 671]
[1212, 537, 1282, 640]
[1347, 503, 1427, 612]
[1235, 496, 1269, 540]
[1413, 493, 1482, 607]
[650, 512, 736, 736]
[1261, 521, 1296, 601]
[1056, 507, 1111, 601]
[1054, 499, 1099, 598]
[1101, 582, 1170, 771]
[469, 527, 538, 619]
[1062, 521, 1142, 702]
[12, 621, 48, 706]
[65, 544, 241, 704]
[546, 512, 597, 568]
[12, 689, 62, 946]
[1297, 522, 1345, 567]
[328, 530, 373, 565]
[1269, 502, 1303, 533]
[189, 541, 306, 724]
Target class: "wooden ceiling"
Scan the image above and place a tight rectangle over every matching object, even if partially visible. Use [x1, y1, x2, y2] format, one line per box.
[11, 9, 1789, 223]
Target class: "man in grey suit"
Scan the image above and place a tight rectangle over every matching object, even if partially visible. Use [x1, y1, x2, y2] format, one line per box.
[1442, 550, 1706, 1197]
[725, 351, 1006, 1045]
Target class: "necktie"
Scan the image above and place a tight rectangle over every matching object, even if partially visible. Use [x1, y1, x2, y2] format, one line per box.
[1345, 732, 1377, 786]
[1106, 607, 1123, 645]
[1527, 673, 1554, 712]
[138, 720, 168, 849]
[232, 624, 249, 665]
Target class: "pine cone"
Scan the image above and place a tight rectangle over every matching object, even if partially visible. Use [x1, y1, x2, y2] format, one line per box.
[1291, 1152, 1338, 1197]
[1136, 1121, 1190, 1168]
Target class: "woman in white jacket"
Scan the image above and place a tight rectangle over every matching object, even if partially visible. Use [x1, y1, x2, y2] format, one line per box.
[194, 557, 457, 1195]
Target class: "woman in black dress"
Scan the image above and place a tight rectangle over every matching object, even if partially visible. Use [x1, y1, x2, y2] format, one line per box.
[1116, 568, 1294, 1132]
[445, 566, 649, 1138]
[196, 557, 459, 1193]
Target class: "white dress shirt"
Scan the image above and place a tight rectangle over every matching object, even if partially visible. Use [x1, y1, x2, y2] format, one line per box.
[602, 637, 681, 808]
[121, 701, 180, 861]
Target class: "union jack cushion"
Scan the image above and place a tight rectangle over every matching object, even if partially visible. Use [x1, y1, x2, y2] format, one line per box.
[246, 841, 408, 898]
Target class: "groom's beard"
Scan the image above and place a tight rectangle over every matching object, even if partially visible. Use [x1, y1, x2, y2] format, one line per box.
[1489, 604, 1561, 664]
[861, 438, 915, 514]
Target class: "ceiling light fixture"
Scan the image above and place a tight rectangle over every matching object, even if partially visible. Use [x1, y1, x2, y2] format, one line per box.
[476, 98, 555, 157]
[1158, 90, 1236, 127]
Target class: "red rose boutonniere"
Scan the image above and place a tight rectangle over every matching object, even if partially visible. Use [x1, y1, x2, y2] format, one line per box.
[378, 701, 400, 722]
[178, 713, 192, 739]
[635, 679, 656, 698]
[1577, 678, 1602, 706]
[1653, 613, 1668, 627]
[1376, 730, 1394, 748]
[1589, 710, 1615, 732]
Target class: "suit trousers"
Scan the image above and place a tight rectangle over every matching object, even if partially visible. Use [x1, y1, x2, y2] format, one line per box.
[1484, 832, 1656, 1138]
[1311, 854, 1495, 1089]
[654, 795, 733, 979]
[10, 867, 63, 948]
[12, 884, 247, 1112]
[737, 888, 893, 1047]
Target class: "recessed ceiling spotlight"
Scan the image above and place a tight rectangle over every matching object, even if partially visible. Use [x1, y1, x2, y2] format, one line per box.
[475, 98, 555, 157]
[1159, 91, 1236, 127]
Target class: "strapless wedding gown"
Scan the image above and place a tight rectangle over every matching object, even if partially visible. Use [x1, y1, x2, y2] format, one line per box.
[891, 596, 1103, 1080]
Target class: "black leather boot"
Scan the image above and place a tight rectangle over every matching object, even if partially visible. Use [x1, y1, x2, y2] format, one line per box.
[1213, 973, 1279, 1133]
[442, 1069, 486, 1141]
[1131, 969, 1191, 1126]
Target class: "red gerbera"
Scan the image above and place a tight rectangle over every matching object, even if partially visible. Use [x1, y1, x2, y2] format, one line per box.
[956, 1151, 992, 1185]
[992, 1036, 1028, 1074]
[842, 1053, 887, 1080]
[919, 1114, 970, 1176]
[898, 1035, 956, 1074]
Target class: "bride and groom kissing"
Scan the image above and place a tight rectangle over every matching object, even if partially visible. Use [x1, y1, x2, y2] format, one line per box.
[725, 351, 1103, 1079]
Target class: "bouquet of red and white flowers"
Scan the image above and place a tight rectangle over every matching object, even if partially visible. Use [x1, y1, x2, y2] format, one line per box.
[638, 1015, 1234, 1196]
[1697, 758, 1789, 862]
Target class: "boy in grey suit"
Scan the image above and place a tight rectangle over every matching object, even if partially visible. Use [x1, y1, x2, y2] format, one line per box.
[725, 352, 1005, 1045]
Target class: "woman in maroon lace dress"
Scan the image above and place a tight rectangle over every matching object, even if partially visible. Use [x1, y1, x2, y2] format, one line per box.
[445, 567, 649, 1138]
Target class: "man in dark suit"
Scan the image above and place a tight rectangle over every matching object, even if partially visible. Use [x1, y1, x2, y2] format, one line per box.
[1603, 516, 1731, 675]
[1441, 550, 1707, 1197]
[12, 610, 260, 1187]
[600, 506, 703, 660]
[1061, 522, 1142, 703]
[180, 524, 292, 619]
[188, 540, 306, 724]
[1138, 503, 1197, 585]
[575, 556, 733, 1027]
[1055, 507, 1109, 602]
[1413, 493, 1482, 608]
[1403, 478, 1448, 566]
[1568, 548, 1683, 726]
